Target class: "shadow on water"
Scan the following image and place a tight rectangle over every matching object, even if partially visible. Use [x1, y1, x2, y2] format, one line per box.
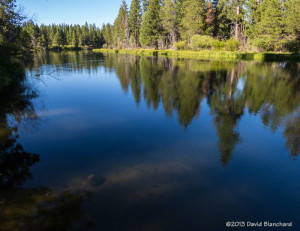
[0, 66, 92, 231]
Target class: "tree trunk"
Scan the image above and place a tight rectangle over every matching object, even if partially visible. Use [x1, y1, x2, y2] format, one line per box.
[235, 6, 240, 40]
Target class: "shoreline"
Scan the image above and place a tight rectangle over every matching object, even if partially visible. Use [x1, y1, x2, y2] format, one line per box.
[93, 49, 300, 62]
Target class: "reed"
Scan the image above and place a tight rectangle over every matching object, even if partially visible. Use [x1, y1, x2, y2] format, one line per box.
[93, 49, 300, 61]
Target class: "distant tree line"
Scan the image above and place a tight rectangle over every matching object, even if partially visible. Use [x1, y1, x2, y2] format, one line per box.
[102, 0, 299, 52]
[23, 22, 105, 50]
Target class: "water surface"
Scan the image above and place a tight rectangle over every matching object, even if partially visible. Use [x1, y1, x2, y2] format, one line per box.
[1, 51, 300, 230]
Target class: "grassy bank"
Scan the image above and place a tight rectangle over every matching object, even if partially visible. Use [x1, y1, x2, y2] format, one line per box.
[33, 45, 95, 52]
[49, 45, 96, 51]
[93, 49, 300, 61]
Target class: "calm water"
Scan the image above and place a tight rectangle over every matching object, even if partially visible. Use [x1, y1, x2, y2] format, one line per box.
[1, 51, 300, 231]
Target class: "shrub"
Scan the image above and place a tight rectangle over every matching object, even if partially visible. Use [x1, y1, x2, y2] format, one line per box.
[225, 39, 240, 51]
[251, 37, 276, 51]
[283, 39, 300, 53]
[174, 40, 187, 50]
[102, 44, 108, 48]
[190, 35, 214, 50]
[212, 40, 226, 50]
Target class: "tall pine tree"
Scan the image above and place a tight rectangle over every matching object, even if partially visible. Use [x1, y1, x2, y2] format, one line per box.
[113, 0, 130, 48]
[253, 0, 283, 50]
[181, 0, 206, 39]
[140, 0, 162, 49]
[160, 0, 177, 47]
[129, 0, 142, 47]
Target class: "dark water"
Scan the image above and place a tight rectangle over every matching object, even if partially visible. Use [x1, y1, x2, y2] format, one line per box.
[1, 51, 300, 231]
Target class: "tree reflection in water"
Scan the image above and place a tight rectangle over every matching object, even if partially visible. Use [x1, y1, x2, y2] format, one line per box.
[2, 52, 299, 230]
[101, 54, 300, 163]
[0, 68, 90, 231]
[30, 52, 300, 163]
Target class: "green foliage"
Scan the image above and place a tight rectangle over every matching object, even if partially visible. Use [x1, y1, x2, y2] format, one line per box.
[205, 0, 216, 36]
[181, 0, 206, 39]
[72, 30, 78, 47]
[251, 38, 272, 51]
[160, 0, 177, 47]
[102, 23, 113, 46]
[284, 0, 300, 36]
[21, 22, 106, 50]
[143, 0, 149, 12]
[216, 0, 238, 39]
[129, 0, 141, 47]
[190, 35, 214, 50]
[283, 39, 300, 53]
[140, 0, 161, 48]
[22, 21, 41, 49]
[252, 0, 299, 53]
[113, 0, 130, 48]
[174, 40, 187, 50]
[0, 0, 32, 66]
[225, 39, 240, 51]
[15, 0, 300, 53]
[212, 40, 226, 50]
[93, 49, 300, 61]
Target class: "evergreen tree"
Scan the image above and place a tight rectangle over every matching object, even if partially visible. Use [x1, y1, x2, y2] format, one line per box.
[0, 0, 32, 66]
[205, 0, 216, 36]
[40, 25, 49, 49]
[253, 0, 283, 50]
[129, 0, 142, 47]
[54, 28, 64, 47]
[8, 0, 299, 52]
[113, 0, 130, 48]
[143, 0, 149, 12]
[140, 0, 162, 49]
[174, 0, 187, 40]
[102, 23, 113, 47]
[181, 0, 206, 39]
[217, 0, 245, 41]
[160, 0, 177, 47]
[283, 0, 300, 52]
[23, 21, 41, 49]
[124, 3, 130, 47]
[72, 30, 78, 47]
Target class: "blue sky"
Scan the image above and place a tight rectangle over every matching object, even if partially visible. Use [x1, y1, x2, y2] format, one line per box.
[16, 0, 131, 27]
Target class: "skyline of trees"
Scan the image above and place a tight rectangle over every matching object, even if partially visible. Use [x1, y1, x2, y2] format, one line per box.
[108, 0, 299, 51]
[21, 0, 299, 52]
[23, 21, 105, 50]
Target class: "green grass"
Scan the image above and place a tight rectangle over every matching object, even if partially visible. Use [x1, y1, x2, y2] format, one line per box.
[93, 49, 300, 61]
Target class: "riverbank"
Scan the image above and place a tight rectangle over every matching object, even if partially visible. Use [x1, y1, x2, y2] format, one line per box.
[93, 49, 300, 61]
[33, 45, 94, 52]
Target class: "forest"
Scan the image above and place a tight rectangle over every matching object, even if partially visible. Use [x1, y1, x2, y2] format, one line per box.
[3, 0, 299, 53]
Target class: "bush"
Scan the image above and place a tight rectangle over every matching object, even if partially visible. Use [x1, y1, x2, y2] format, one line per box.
[251, 37, 275, 51]
[174, 40, 187, 50]
[251, 36, 299, 53]
[190, 35, 214, 50]
[225, 39, 240, 51]
[212, 40, 226, 50]
[283, 39, 300, 53]
[102, 44, 108, 48]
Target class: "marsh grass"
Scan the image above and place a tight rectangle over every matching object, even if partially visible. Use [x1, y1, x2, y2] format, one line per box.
[93, 49, 300, 61]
